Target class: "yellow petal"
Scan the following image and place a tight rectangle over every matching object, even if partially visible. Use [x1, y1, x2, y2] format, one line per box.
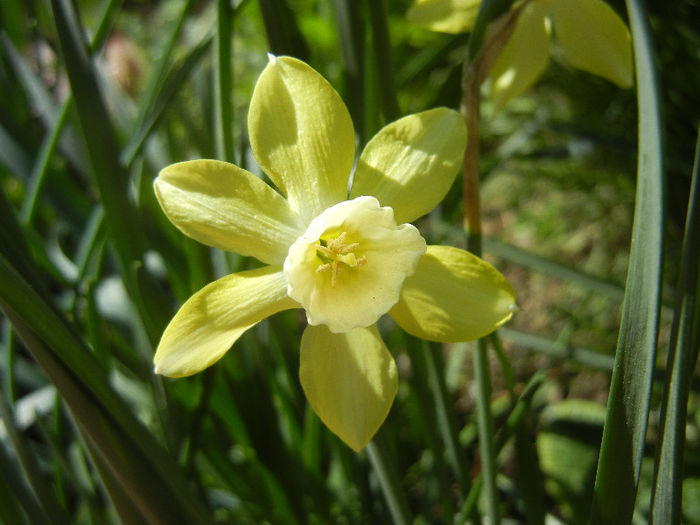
[154, 266, 297, 377]
[155, 160, 302, 265]
[299, 324, 398, 452]
[407, 0, 481, 34]
[549, 0, 633, 88]
[350, 108, 467, 224]
[489, 1, 551, 109]
[248, 55, 355, 222]
[390, 245, 516, 342]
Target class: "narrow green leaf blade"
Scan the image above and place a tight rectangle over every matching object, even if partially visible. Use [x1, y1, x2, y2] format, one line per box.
[650, 130, 700, 523]
[590, 0, 665, 522]
[258, 0, 310, 59]
[367, 0, 400, 122]
[214, 0, 234, 162]
[0, 255, 212, 524]
[50, 0, 168, 345]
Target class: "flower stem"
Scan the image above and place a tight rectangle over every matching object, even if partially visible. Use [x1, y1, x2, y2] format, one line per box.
[424, 342, 471, 499]
[459, 10, 523, 524]
[366, 437, 411, 525]
[473, 338, 499, 523]
[461, 61, 483, 256]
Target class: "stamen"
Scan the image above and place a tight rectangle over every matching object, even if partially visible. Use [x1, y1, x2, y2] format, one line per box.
[315, 231, 366, 287]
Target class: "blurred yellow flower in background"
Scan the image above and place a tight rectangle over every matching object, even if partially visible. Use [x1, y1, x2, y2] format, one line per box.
[409, 0, 633, 108]
[153, 55, 516, 451]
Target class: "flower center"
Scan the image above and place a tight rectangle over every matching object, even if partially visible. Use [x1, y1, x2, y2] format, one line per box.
[283, 196, 426, 333]
[315, 232, 367, 287]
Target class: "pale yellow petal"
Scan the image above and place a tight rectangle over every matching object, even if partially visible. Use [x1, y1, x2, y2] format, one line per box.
[489, 1, 551, 109]
[350, 108, 466, 224]
[549, 0, 633, 87]
[390, 245, 516, 342]
[299, 324, 398, 452]
[248, 55, 355, 222]
[155, 160, 302, 265]
[154, 266, 297, 377]
[407, 0, 481, 34]
[284, 197, 426, 333]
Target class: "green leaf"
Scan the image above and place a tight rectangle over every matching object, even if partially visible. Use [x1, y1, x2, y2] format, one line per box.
[0, 396, 66, 523]
[122, 0, 194, 166]
[0, 254, 212, 524]
[650, 130, 700, 523]
[0, 32, 87, 174]
[258, 0, 310, 59]
[120, 27, 214, 167]
[50, 0, 168, 346]
[590, 0, 665, 522]
[366, 436, 412, 525]
[333, 0, 366, 142]
[367, 0, 400, 122]
[0, 123, 31, 178]
[214, 0, 234, 162]
[0, 442, 40, 525]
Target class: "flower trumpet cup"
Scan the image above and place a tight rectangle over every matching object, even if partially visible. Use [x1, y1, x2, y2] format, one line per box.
[153, 55, 516, 451]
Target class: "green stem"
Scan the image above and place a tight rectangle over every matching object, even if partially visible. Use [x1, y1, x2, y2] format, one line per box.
[366, 438, 411, 525]
[490, 332, 515, 398]
[457, 6, 525, 521]
[424, 341, 471, 498]
[473, 339, 499, 523]
[461, 372, 545, 519]
[460, 21, 500, 525]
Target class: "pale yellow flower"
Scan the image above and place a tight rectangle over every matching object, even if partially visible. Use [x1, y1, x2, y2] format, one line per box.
[153, 56, 516, 451]
[408, 0, 633, 108]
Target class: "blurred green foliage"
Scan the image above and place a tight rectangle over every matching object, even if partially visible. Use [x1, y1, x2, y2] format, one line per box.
[0, 0, 698, 523]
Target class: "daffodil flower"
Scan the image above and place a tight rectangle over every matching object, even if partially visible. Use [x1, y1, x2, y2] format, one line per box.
[153, 55, 516, 451]
[408, 0, 633, 108]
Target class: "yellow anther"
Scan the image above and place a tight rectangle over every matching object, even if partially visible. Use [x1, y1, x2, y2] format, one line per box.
[315, 231, 366, 286]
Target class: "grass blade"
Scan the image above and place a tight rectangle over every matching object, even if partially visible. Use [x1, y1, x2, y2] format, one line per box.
[424, 341, 472, 498]
[473, 338, 500, 523]
[50, 0, 169, 345]
[333, 0, 365, 142]
[0, 32, 87, 174]
[123, 0, 193, 165]
[590, 0, 665, 522]
[0, 123, 31, 178]
[0, 396, 67, 522]
[0, 442, 39, 525]
[650, 130, 700, 523]
[214, 0, 234, 162]
[0, 254, 212, 524]
[258, 0, 310, 59]
[367, 0, 400, 122]
[120, 28, 214, 167]
[366, 437, 411, 525]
